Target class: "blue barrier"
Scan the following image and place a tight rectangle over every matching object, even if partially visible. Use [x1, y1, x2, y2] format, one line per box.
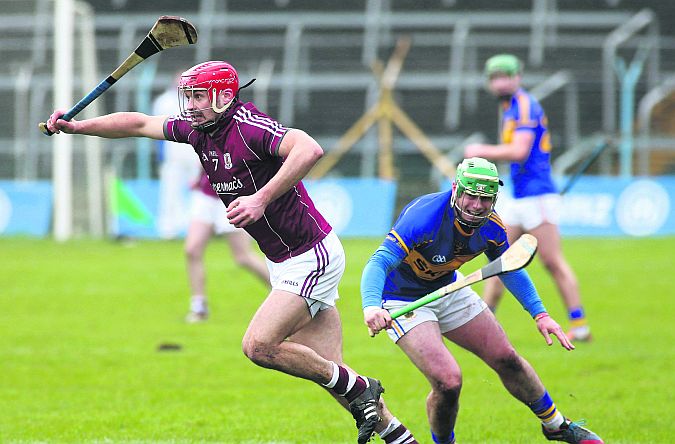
[0, 181, 52, 236]
[557, 176, 675, 237]
[2, 177, 672, 238]
[442, 176, 675, 237]
[111, 179, 160, 238]
[304, 178, 397, 237]
[112, 178, 398, 239]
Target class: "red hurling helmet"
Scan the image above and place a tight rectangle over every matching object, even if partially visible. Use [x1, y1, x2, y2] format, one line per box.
[178, 61, 239, 130]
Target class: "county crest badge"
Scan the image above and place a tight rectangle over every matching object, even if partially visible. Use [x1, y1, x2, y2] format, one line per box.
[223, 153, 233, 169]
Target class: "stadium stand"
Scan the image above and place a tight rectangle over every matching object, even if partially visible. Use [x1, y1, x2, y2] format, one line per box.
[2, 0, 675, 230]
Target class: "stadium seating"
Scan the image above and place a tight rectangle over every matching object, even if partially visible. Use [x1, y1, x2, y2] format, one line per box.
[2, 0, 675, 183]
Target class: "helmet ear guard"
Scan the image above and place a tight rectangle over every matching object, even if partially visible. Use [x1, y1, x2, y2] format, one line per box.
[211, 88, 235, 113]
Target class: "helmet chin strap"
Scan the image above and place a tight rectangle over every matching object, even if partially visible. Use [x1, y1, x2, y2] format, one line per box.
[454, 206, 488, 229]
[194, 115, 221, 133]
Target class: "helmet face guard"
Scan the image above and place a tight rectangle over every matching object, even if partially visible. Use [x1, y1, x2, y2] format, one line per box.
[451, 157, 503, 228]
[178, 61, 239, 131]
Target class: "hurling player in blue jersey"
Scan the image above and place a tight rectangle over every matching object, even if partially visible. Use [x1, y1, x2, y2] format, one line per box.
[465, 54, 591, 342]
[361, 158, 603, 444]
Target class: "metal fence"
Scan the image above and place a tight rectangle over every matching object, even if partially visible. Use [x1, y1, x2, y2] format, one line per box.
[2, 0, 675, 238]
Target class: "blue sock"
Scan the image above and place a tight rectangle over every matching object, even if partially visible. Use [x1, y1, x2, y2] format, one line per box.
[528, 390, 563, 428]
[568, 307, 585, 320]
[431, 429, 455, 444]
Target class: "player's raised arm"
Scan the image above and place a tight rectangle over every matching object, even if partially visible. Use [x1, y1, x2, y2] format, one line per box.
[464, 129, 534, 162]
[45, 110, 168, 140]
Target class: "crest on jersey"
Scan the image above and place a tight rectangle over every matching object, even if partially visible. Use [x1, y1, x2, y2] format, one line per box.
[431, 254, 446, 263]
[223, 153, 233, 169]
[201, 153, 208, 162]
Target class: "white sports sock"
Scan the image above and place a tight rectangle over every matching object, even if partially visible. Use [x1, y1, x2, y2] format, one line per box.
[379, 417, 401, 437]
[322, 362, 340, 388]
[542, 411, 565, 430]
[190, 295, 207, 314]
[380, 417, 415, 444]
[342, 369, 357, 395]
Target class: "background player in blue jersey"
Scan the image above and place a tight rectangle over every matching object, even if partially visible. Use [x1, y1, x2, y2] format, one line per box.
[361, 158, 603, 444]
[464, 54, 592, 342]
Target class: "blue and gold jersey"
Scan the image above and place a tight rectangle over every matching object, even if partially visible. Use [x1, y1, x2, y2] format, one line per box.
[501, 88, 557, 198]
[382, 190, 508, 302]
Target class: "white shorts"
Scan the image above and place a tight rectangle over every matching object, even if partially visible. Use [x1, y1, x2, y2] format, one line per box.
[383, 273, 487, 343]
[190, 191, 238, 235]
[496, 193, 561, 231]
[266, 231, 345, 318]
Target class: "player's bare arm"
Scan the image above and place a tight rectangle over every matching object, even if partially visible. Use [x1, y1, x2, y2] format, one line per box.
[264, 128, 324, 198]
[464, 130, 534, 161]
[227, 128, 323, 227]
[46, 110, 167, 140]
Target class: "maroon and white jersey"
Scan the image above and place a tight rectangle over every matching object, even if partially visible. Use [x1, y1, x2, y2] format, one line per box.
[197, 171, 217, 197]
[164, 101, 332, 262]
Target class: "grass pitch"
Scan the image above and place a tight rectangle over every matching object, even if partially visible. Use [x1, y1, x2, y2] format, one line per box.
[1, 236, 673, 443]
